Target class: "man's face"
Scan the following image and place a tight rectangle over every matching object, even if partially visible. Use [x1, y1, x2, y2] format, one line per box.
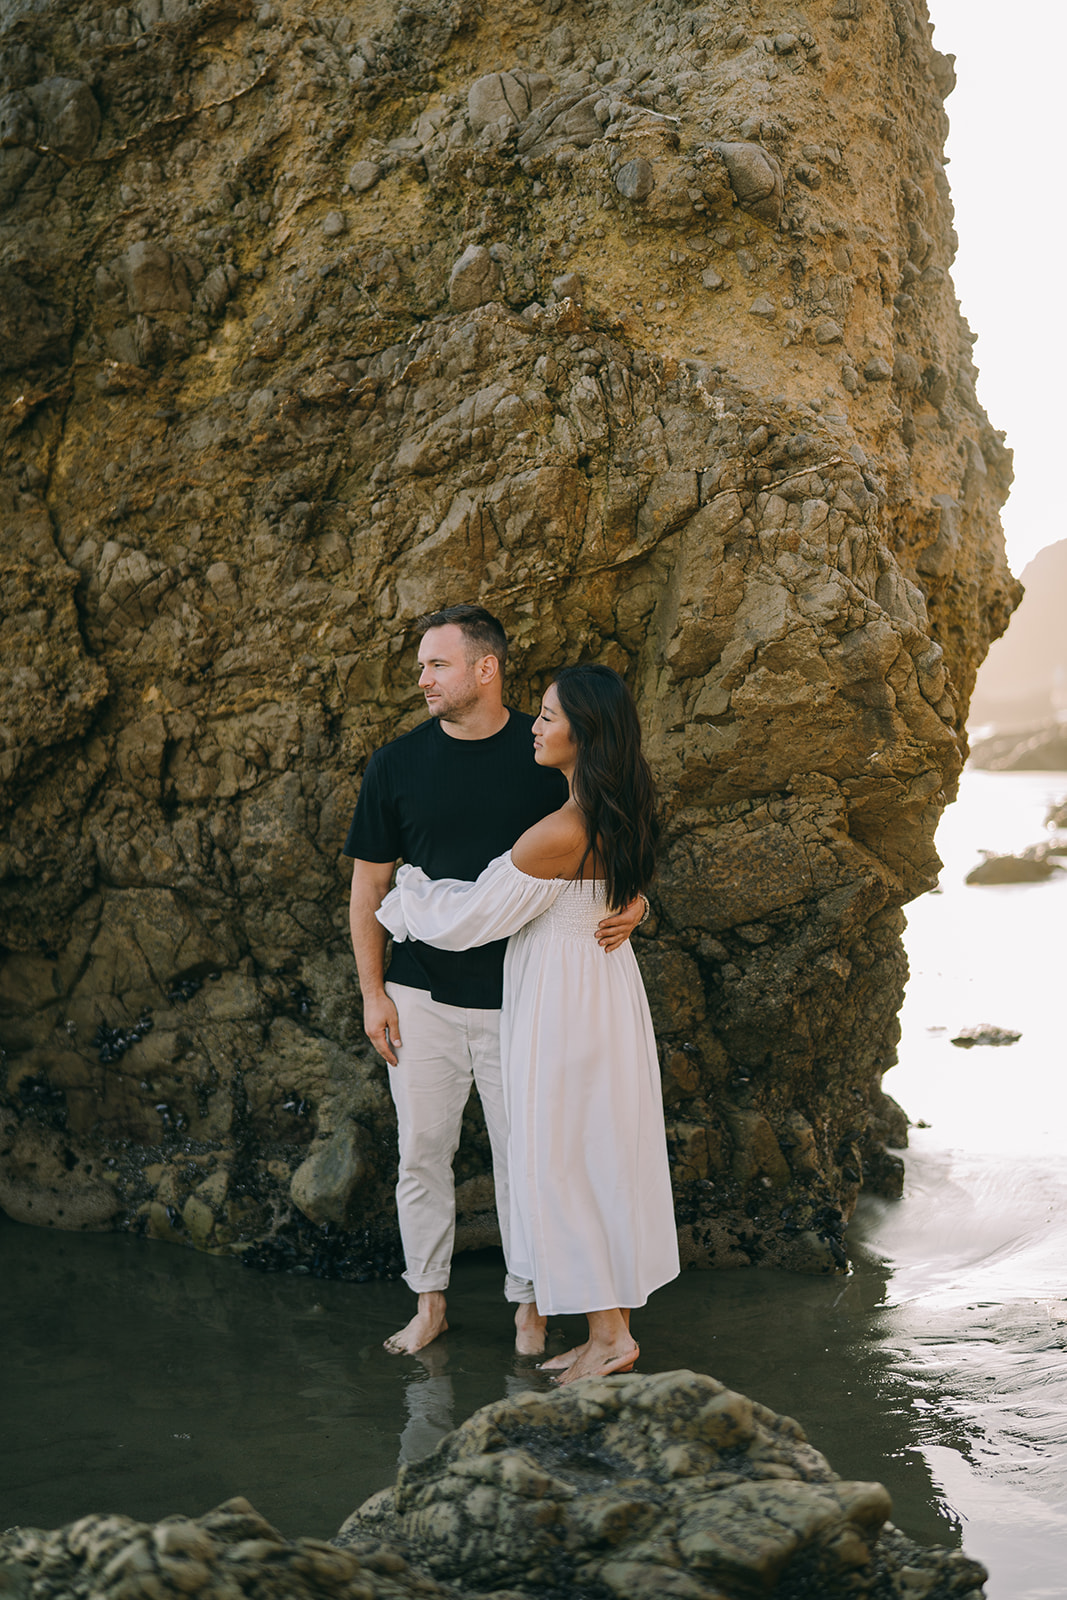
[417, 625, 482, 721]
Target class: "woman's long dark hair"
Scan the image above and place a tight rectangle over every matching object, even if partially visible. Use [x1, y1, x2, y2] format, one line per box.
[552, 664, 658, 911]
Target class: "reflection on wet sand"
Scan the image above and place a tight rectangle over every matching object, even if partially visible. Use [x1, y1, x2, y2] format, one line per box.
[398, 1346, 453, 1468]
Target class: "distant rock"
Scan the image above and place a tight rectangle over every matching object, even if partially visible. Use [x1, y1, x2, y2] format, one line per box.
[348, 159, 381, 192]
[0, 270, 70, 369]
[116, 241, 193, 313]
[969, 721, 1067, 770]
[0, 75, 100, 161]
[516, 86, 604, 157]
[550, 270, 582, 300]
[965, 851, 1061, 884]
[864, 355, 893, 381]
[951, 1024, 1022, 1049]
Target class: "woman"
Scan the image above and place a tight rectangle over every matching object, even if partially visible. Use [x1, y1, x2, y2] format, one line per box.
[377, 664, 679, 1383]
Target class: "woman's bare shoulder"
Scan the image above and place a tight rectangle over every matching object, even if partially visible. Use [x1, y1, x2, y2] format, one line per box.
[511, 803, 588, 880]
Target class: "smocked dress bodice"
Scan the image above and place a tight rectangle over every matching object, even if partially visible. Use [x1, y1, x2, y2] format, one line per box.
[531, 877, 609, 939]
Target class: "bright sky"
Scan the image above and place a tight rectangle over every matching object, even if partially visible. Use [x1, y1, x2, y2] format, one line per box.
[925, 0, 1067, 578]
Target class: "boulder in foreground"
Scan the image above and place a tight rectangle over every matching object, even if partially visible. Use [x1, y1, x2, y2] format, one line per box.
[339, 1369, 988, 1600]
[0, 1495, 445, 1600]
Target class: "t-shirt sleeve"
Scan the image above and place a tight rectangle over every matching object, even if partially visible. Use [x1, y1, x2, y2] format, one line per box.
[342, 752, 400, 862]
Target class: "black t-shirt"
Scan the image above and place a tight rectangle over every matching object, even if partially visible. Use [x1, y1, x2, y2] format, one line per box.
[344, 711, 568, 1008]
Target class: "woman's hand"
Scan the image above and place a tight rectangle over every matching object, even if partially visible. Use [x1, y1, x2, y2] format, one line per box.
[594, 896, 647, 953]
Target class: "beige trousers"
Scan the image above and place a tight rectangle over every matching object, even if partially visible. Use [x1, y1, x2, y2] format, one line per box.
[385, 982, 535, 1302]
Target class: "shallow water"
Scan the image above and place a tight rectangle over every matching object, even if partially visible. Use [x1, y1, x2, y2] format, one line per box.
[3, 769, 1066, 1600]
[868, 768, 1067, 1599]
[0, 1217, 954, 1546]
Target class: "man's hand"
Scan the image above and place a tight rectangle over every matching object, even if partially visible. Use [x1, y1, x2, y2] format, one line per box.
[363, 989, 402, 1067]
[594, 895, 646, 953]
[349, 857, 402, 1064]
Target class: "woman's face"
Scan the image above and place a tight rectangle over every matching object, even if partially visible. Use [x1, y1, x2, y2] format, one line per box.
[532, 683, 577, 772]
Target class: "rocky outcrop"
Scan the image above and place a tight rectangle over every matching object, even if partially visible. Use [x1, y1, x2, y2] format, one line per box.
[0, 1372, 988, 1600]
[341, 1369, 984, 1598]
[969, 539, 1067, 731]
[950, 1025, 1021, 1049]
[1, 0, 1018, 1273]
[969, 721, 1067, 772]
[964, 850, 1062, 885]
[0, 1495, 452, 1600]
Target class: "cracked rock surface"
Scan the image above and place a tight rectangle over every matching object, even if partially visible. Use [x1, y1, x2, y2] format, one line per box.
[342, 1369, 990, 1599]
[1, 0, 1017, 1274]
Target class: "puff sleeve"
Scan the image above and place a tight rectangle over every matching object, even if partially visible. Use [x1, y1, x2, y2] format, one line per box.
[376, 852, 567, 951]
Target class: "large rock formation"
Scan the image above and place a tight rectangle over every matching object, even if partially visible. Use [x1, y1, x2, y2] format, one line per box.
[0, 1372, 989, 1599]
[0, 0, 1018, 1272]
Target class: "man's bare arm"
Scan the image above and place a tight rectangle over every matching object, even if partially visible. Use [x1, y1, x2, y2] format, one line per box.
[349, 858, 402, 1066]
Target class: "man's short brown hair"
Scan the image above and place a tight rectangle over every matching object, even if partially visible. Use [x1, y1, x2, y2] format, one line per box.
[417, 604, 509, 671]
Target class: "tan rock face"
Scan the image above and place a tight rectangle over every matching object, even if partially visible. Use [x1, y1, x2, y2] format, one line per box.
[0, 0, 1017, 1273]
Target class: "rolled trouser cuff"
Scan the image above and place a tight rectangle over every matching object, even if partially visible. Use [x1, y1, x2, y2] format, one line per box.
[402, 1270, 451, 1294]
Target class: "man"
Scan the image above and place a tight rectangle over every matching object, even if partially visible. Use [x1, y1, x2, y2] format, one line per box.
[345, 604, 644, 1354]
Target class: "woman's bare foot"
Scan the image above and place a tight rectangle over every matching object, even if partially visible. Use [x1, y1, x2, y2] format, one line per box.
[384, 1291, 448, 1354]
[537, 1343, 584, 1372]
[514, 1302, 548, 1356]
[554, 1339, 639, 1385]
[539, 1307, 630, 1370]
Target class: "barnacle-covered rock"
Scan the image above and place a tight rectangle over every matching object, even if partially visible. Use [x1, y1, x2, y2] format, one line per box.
[338, 1372, 987, 1600]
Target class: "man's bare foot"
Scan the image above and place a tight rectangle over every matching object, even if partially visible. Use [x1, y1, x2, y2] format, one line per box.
[537, 1343, 584, 1372]
[514, 1302, 548, 1356]
[384, 1291, 448, 1354]
[554, 1340, 639, 1385]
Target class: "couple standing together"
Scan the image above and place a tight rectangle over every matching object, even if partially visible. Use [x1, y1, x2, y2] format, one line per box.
[345, 605, 679, 1384]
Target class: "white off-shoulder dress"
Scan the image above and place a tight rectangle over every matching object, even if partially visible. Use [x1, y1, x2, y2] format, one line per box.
[377, 852, 680, 1316]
